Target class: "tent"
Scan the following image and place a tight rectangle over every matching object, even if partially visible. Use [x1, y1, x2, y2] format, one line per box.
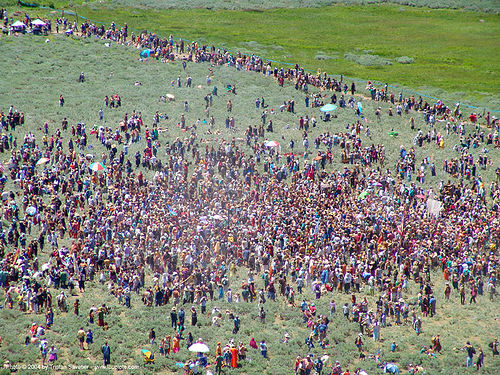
[11, 21, 26, 31]
[32, 19, 46, 27]
[140, 49, 154, 58]
[264, 140, 280, 148]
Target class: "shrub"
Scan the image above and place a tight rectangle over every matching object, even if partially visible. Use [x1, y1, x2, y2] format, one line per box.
[395, 56, 415, 64]
[314, 51, 338, 60]
[344, 52, 393, 66]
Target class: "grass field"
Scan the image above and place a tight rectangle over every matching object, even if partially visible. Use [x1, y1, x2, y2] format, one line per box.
[2, 2, 500, 111]
[1, 266, 499, 375]
[101, 0, 500, 12]
[5, 0, 500, 12]
[0, 31, 499, 374]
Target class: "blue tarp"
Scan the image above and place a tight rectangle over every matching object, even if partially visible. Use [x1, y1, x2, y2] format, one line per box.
[384, 363, 399, 374]
[140, 49, 153, 58]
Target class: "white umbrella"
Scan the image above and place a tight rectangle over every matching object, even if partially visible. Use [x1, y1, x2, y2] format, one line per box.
[211, 214, 223, 220]
[188, 343, 209, 353]
[166, 94, 175, 100]
[36, 157, 50, 166]
[26, 206, 37, 216]
[320, 103, 337, 112]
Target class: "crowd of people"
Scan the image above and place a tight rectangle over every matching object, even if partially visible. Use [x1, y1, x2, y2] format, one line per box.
[0, 10, 499, 374]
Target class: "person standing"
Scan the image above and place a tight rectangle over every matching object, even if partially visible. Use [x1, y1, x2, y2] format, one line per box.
[170, 307, 177, 328]
[86, 329, 93, 350]
[476, 348, 484, 370]
[233, 315, 240, 334]
[414, 317, 422, 336]
[259, 306, 266, 323]
[102, 341, 111, 367]
[149, 328, 156, 345]
[230, 345, 238, 368]
[487, 281, 496, 301]
[470, 284, 478, 304]
[463, 341, 475, 368]
[329, 299, 336, 316]
[178, 307, 185, 326]
[40, 338, 48, 365]
[460, 284, 466, 305]
[489, 338, 499, 356]
[355, 334, 363, 353]
[373, 321, 380, 341]
[77, 327, 86, 350]
[215, 352, 224, 375]
[191, 306, 197, 326]
[74, 299, 79, 316]
[259, 340, 268, 358]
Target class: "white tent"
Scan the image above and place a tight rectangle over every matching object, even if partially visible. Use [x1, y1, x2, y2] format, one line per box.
[32, 19, 46, 27]
[11, 21, 26, 28]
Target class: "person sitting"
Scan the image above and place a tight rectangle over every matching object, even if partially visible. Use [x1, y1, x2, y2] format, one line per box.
[199, 354, 208, 367]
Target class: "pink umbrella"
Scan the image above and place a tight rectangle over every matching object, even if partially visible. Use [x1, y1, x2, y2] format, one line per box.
[264, 140, 280, 147]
